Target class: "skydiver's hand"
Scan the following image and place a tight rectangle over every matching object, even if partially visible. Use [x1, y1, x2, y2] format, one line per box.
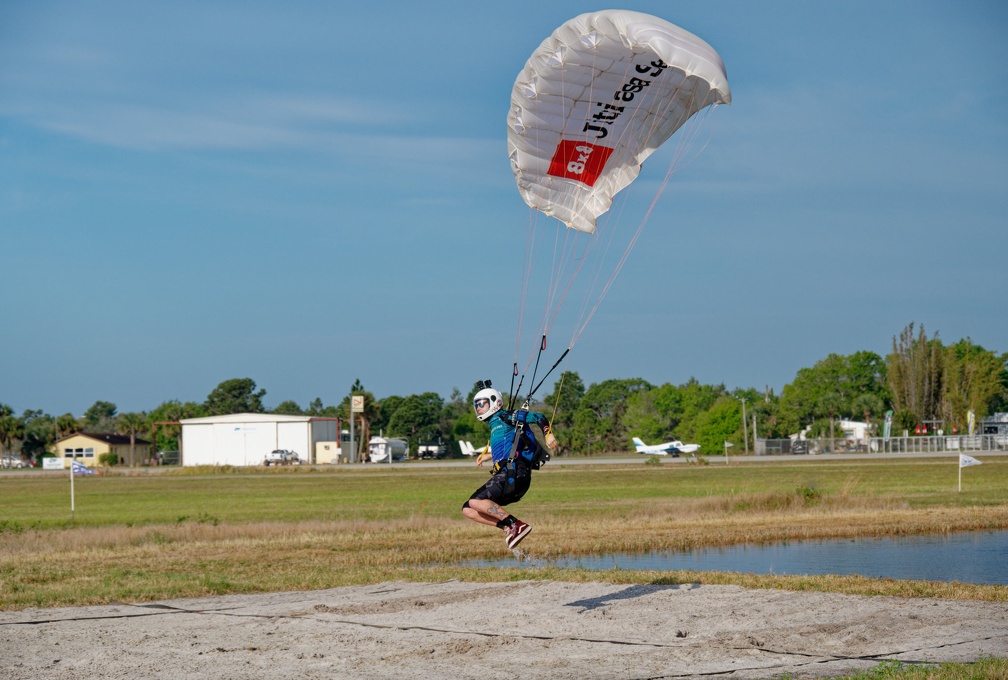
[545, 432, 558, 451]
[476, 451, 491, 467]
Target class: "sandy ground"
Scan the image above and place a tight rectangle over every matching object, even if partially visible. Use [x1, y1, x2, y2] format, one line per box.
[2, 581, 1006, 679]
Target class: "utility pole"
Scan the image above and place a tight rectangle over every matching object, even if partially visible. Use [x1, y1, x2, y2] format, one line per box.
[741, 398, 748, 453]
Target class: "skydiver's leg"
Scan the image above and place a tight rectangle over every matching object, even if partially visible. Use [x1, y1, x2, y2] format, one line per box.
[463, 472, 518, 527]
[463, 497, 512, 526]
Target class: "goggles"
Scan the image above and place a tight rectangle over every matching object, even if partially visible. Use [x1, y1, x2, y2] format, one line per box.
[474, 398, 491, 412]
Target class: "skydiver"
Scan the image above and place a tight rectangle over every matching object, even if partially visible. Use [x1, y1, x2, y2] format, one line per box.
[461, 380, 558, 550]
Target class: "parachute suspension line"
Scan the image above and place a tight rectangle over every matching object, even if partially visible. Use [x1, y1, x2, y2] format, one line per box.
[654, 103, 722, 193]
[514, 41, 575, 383]
[513, 189, 540, 371]
[630, 86, 717, 242]
[564, 50, 664, 350]
[540, 227, 586, 347]
[559, 59, 654, 350]
[518, 47, 587, 380]
[530, 346, 570, 404]
[538, 43, 618, 356]
[549, 365, 567, 425]
[531, 218, 567, 363]
[522, 335, 548, 408]
[568, 73, 706, 349]
[514, 48, 592, 408]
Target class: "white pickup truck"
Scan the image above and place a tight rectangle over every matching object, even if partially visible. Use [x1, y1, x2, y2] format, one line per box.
[263, 449, 301, 466]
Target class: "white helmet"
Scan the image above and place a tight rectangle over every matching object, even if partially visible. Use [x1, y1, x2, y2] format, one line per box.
[473, 386, 503, 422]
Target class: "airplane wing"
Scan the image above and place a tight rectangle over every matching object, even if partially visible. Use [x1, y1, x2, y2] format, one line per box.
[632, 438, 670, 455]
[670, 441, 700, 454]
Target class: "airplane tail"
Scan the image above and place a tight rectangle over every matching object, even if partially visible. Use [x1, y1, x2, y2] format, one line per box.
[632, 437, 646, 452]
[459, 440, 487, 457]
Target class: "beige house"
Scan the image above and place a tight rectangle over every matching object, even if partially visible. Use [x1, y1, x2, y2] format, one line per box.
[54, 433, 151, 469]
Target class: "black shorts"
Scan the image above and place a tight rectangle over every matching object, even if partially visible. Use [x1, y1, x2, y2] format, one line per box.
[466, 463, 531, 507]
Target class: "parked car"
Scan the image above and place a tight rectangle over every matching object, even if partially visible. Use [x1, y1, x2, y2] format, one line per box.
[1, 456, 28, 468]
[418, 443, 447, 460]
[263, 449, 300, 466]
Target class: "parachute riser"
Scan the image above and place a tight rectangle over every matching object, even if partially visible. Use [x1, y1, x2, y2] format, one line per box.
[509, 334, 545, 411]
[509, 345, 570, 412]
[529, 347, 570, 403]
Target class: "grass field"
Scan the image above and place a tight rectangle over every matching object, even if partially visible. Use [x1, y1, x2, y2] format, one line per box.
[1, 456, 1006, 611]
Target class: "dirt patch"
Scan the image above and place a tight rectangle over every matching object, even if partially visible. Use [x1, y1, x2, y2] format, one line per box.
[2, 581, 1006, 679]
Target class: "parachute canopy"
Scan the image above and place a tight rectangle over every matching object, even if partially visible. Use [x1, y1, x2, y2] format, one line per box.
[507, 10, 731, 234]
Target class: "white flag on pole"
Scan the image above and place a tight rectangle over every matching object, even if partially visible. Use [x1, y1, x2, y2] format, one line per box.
[71, 460, 95, 475]
[959, 453, 982, 468]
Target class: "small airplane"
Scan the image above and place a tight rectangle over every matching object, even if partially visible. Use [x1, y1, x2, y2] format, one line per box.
[458, 440, 488, 457]
[632, 437, 700, 457]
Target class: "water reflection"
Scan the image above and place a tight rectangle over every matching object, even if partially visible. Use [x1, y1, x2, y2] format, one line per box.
[473, 531, 1008, 585]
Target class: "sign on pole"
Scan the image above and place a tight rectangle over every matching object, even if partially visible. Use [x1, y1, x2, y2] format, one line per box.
[349, 395, 364, 464]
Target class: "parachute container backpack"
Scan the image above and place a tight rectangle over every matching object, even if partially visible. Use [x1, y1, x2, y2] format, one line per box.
[507, 10, 731, 234]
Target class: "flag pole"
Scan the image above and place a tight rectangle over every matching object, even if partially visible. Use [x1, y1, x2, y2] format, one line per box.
[70, 458, 75, 520]
[958, 453, 982, 493]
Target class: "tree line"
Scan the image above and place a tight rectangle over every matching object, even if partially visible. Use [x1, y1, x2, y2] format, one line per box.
[2, 322, 1005, 465]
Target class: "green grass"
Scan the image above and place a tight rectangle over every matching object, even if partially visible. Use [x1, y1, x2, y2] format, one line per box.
[1, 456, 1006, 611]
[813, 656, 1008, 679]
[3, 457, 1003, 530]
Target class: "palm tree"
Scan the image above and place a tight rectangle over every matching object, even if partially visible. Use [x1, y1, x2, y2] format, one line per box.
[56, 413, 78, 440]
[817, 392, 844, 452]
[116, 412, 148, 467]
[851, 394, 885, 440]
[0, 413, 25, 463]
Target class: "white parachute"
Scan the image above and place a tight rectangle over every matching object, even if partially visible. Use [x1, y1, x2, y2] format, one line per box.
[508, 10, 731, 234]
[504, 11, 730, 401]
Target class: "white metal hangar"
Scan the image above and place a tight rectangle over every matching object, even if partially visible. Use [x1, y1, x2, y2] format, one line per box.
[179, 413, 339, 466]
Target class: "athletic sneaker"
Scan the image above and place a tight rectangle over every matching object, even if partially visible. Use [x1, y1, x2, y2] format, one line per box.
[504, 520, 531, 549]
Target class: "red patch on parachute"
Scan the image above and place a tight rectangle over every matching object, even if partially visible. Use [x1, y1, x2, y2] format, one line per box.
[547, 140, 614, 187]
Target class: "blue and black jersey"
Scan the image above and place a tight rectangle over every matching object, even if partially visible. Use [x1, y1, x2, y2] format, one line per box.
[487, 409, 550, 465]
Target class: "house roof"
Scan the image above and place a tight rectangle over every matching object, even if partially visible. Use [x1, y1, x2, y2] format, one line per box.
[60, 432, 151, 446]
[179, 413, 314, 425]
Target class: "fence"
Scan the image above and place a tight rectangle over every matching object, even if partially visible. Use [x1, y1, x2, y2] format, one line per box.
[755, 434, 1008, 455]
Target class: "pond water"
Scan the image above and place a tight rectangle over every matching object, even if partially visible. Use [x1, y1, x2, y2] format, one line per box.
[472, 531, 1008, 585]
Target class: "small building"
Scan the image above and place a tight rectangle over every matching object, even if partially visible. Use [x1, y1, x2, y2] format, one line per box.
[180, 413, 339, 466]
[838, 419, 869, 444]
[55, 432, 151, 469]
[367, 436, 408, 463]
[981, 412, 1008, 435]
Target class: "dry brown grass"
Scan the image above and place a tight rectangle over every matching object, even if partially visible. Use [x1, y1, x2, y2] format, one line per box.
[3, 460, 1006, 610]
[2, 501, 1005, 610]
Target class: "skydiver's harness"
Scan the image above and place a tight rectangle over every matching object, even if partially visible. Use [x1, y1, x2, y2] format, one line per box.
[491, 336, 568, 495]
[491, 409, 551, 496]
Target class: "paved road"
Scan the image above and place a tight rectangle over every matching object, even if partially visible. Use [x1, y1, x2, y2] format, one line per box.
[339, 449, 1008, 469]
[2, 449, 1004, 477]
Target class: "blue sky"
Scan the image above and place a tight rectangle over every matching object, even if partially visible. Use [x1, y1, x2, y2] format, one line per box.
[2, 1, 1006, 417]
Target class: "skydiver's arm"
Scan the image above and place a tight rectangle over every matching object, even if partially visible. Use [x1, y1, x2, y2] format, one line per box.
[531, 412, 558, 449]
